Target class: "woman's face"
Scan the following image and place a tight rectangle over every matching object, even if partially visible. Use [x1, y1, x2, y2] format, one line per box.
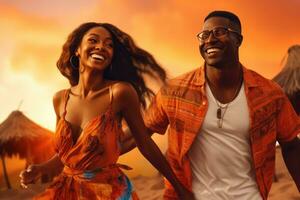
[76, 26, 114, 72]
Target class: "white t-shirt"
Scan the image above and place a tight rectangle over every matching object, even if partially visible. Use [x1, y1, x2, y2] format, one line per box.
[188, 83, 262, 200]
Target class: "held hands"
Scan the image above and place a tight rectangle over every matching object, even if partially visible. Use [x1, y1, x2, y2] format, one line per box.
[177, 185, 196, 200]
[179, 189, 195, 200]
[19, 164, 43, 188]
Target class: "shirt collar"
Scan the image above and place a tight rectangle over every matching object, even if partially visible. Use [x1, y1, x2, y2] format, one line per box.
[242, 65, 260, 88]
[193, 63, 260, 88]
[193, 65, 205, 86]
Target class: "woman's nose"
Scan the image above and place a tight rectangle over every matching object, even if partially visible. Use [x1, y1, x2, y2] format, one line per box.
[95, 41, 104, 50]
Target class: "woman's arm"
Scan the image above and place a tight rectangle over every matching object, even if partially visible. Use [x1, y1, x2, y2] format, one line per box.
[20, 154, 63, 188]
[119, 127, 137, 155]
[35, 154, 63, 177]
[20, 91, 65, 188]
[115, 83, 194, 200]
[120, 127, 154, 155]
[49, 90, 65, 173]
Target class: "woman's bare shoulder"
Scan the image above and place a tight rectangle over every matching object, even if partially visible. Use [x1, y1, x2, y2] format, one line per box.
[52, 89, 69, 115]
[53, 89, 68, 104]
[110, 81, 139, 109]
[111, 81, 136, 94]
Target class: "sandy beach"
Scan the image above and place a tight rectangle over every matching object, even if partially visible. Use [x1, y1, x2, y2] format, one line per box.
[0, 147, 299, 200]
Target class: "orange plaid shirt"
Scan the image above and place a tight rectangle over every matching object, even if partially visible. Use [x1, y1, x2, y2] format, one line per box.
[144, 66, 300, 200]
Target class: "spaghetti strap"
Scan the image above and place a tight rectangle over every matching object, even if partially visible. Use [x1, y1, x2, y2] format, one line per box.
[62, 89, 71, 118]
[109, 84, 113, 105]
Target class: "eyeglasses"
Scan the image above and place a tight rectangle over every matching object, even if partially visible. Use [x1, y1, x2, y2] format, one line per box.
[197, 27, 240, 41]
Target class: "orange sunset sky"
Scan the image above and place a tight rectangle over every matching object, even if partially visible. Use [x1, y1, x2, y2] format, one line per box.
[1, 0, 300, 179]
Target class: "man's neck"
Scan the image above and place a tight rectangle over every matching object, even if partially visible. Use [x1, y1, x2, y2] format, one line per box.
[205, 63, 242, 89]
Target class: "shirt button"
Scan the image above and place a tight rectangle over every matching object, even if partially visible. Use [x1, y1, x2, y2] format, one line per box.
[202, 101, 206, 105]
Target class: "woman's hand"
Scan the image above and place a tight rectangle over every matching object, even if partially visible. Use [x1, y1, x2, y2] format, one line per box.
[178, 186, 196, 200]
[19, 164, 43, 188]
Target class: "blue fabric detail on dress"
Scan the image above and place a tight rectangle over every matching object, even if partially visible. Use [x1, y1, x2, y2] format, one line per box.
[82, 168, 103, 179]
[118, 175, 133, 200]
[82, 170, 96, 179]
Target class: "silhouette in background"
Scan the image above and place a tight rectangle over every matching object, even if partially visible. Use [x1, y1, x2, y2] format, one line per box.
[273, 45, 300, 114]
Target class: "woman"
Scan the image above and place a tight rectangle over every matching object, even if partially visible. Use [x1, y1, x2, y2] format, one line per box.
[20, 22, 194, 200]
[273, 44, 300, 114]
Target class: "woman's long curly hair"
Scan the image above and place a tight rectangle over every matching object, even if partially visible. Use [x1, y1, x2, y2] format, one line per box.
[57, 22, 166, 108]
[273, 45, 300, 114]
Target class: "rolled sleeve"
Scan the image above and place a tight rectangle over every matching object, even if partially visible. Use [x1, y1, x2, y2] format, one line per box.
[144, 89, 169, 135]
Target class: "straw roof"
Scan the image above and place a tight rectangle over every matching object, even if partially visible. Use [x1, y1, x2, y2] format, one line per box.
[0, 110, 55, 162]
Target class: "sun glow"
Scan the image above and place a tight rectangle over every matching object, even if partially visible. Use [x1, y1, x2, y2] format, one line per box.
[1, 0, 300, 181]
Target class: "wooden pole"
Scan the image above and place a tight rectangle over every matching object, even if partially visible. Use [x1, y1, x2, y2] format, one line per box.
[1, 154, 12, 189]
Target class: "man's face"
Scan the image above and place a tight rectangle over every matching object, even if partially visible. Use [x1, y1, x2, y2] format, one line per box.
[199, 16, 241, 68]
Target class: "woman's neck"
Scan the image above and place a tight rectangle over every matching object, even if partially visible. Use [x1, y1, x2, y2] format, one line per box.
[76, 67, 106, 98]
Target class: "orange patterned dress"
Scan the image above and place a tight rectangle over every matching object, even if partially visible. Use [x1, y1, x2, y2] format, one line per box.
[35, 87, 139, 200]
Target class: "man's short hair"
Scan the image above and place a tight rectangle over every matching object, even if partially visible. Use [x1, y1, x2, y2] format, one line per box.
[204, 10, 242, 34]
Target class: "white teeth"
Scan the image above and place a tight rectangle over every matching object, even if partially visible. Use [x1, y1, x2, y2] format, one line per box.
[91, 54, 104, 60]
[206, 48, 221, 54]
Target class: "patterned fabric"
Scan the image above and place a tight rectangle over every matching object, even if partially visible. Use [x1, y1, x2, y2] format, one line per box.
[35, 88, 139, 200]
[144, 65, 300, 200]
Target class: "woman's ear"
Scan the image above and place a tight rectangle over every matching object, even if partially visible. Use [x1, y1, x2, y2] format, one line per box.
[75, 47, 80, 57]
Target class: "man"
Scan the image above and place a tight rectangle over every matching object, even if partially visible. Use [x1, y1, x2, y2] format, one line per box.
[122, 10, 300, 200]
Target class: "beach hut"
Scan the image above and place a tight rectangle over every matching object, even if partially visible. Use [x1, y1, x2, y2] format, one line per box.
[0, 111, 55, 189]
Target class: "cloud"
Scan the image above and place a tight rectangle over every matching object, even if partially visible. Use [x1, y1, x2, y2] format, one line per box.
[0, 65, 57, 131]
[3, 0, 299, 80]
[1, 0, 300, 177]
[0, 0, 99, 20]
[1, 0, 300, 94]
[86, 0, 300, 77]
[0, 4, 70, 86]
[9, 42, 62, 84]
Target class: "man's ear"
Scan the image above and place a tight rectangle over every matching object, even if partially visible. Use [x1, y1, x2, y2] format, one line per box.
[236, 35, 243, 47]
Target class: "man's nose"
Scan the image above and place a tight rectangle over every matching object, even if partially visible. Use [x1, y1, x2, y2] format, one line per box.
[206, 31, 218, 43]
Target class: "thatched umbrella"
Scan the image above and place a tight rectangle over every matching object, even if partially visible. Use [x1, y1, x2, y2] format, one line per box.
[273, 45, 300, 114]
[0, 110, 55, 189]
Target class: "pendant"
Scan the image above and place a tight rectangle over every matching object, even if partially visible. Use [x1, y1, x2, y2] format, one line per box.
[218, 119, 223, 128]
[217, 108, 222, 119]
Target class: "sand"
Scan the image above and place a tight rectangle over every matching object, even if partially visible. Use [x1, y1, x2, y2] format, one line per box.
[0, 147, 299, 199]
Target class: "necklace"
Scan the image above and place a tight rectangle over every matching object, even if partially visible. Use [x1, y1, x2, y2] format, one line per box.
[216, 101, 230, 128]
[206, 70, 243, 128]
